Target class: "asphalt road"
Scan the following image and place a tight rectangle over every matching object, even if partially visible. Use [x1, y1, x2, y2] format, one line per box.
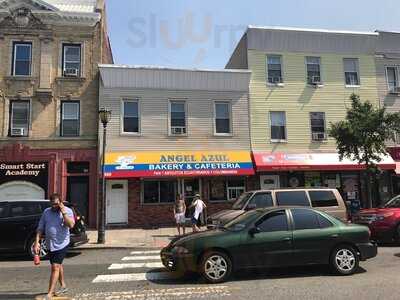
[1, 245, 400, 300]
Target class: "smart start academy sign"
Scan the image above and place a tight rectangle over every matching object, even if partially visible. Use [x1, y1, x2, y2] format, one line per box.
[0, 162, 48, 188]
[104, 151, 254, 178]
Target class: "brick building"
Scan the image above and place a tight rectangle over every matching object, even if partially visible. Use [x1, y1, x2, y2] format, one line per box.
[0, 0, 113, 227]
[99, 65, 253, 227]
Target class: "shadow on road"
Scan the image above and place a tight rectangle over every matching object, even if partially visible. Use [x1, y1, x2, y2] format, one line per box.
[145, 265, 367, 285]
[0, 292, 38, 300]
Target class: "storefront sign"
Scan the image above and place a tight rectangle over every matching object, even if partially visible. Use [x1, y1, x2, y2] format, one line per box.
[253, 152, 396, 171]
[0, 162, 47, 177]
[104, 151, 254, 178]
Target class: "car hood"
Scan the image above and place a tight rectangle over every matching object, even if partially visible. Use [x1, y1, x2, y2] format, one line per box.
[171, 229, 228, 246]
[209, 209, 245, 224]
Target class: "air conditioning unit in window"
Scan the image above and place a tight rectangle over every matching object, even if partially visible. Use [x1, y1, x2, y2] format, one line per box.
[64, 68, 79, 77]
[171, 127, 186, 135]
[11, 128, 25, 136]
[312, 132, 327, 141]
[270, 77, 284, 86]
[310, 76, 322, 87]
[389, 86, 400, 95]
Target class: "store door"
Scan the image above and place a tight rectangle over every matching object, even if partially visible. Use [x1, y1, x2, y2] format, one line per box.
[260, 175, 280, 189]
[67, 176, 89, 221]
[106, 180, 128, 224]
[181, 179, 200, 216]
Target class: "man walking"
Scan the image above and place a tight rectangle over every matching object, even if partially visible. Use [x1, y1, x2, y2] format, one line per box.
[190, 194, 206, 232]
[35, 194, 75, 299]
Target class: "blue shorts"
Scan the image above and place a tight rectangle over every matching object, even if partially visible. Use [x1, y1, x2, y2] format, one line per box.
[191, 216, 198, 225]
[49, 246, 68, 265]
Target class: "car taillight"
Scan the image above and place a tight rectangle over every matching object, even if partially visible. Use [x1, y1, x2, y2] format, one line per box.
[367, 227, 371, 239]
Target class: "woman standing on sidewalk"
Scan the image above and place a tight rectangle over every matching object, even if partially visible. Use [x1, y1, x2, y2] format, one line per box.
[173, 194, 186, 235]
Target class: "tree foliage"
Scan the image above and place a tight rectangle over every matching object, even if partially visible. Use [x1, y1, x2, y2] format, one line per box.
[329, 93, 400, 171]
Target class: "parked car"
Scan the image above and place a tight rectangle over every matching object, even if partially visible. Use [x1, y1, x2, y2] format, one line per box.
[161, 207, 377, 283]
[0, 199, 88, 258]
[207, 188, 348, 228]
[353, 195, 400, 243]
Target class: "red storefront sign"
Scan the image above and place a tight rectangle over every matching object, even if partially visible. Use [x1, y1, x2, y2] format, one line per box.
[253, 152, 396, 171]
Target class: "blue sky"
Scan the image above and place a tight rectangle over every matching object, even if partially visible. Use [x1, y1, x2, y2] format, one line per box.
[106, 0, 400, 69]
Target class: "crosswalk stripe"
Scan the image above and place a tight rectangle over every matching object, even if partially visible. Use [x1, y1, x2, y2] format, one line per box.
[130, 250, 160, 255]
[108, 262, 164, 270]
[121, 255, 160, 261]
[92, 272, 178, 283]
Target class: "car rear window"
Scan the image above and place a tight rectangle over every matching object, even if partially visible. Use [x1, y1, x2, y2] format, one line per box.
[309, 190, 338, 207]
[9, 202, 42, 217]
[276, 191, 310, 206]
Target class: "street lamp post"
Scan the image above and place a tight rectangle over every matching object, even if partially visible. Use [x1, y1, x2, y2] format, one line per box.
[98, 108, 111, 244]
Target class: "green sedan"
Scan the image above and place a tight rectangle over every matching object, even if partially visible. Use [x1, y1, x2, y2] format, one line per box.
[161, 207, 377, 283]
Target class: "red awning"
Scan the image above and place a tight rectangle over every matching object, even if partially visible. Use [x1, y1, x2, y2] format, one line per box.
[253, 152, 396, 172]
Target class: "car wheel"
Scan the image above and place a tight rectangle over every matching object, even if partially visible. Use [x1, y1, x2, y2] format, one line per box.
[28, 237, 48, 259]
[330, 245, 359, 275]
[200, 251, 232, 283]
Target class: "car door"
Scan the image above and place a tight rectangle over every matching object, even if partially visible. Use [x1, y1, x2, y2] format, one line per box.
[290, 208, 338, 265]
[241, 209, 293, 268]
[0, 202, 11, 251]
[3, 202, 42, 251]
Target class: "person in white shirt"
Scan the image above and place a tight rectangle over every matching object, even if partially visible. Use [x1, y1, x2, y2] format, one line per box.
[190, 194, 206, 232]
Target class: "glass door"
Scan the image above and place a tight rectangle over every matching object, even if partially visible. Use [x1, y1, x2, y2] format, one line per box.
[179, 178, 201, 217]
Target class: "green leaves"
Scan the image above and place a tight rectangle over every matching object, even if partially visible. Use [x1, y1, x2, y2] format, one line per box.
[329, 93, 400, 171]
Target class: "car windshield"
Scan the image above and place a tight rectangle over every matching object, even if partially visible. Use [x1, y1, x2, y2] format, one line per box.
[232, 192, 253, 210]
[384, 195, 400, 208]
[223, 210, 261, 231]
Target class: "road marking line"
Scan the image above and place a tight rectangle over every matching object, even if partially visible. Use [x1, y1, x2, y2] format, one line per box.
[76, 286, 232, 299]
[130, 250, 160, 255]
[92, 271, 176, 283]
[108, 262, 164, 270]
[121, 255, 160, 261]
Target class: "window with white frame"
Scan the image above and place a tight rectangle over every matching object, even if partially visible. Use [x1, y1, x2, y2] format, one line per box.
[170, 100, 186, 135]
[270, 111, 286, 141]
[386, 66, 399, 91]
[209, 177, 246, 202]
[267, 55, 283, 84]
[143, 180, 177, 204]
[63, 44, 81, 77]
[344, 58, 360, 86]
[13, 42, 32, 76]
[61, 101, 80, 137]
[215, 101, 231, 134]
[310, 112, 326, 141]
[306, 56, 322, 84]
[9, 101, 30, 137]
[122, 100, 139, 133]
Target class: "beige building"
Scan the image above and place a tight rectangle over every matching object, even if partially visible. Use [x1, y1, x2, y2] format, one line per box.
[0, 0, 113, 227]
[376, 31, 400, 196]
[99, 65, 253, 227]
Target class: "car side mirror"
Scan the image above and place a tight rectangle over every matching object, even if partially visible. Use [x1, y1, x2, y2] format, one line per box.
[247, 203, 257, 210]
[249, 227, 260, 236]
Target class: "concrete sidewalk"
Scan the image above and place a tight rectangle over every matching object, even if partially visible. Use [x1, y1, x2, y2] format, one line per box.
[77, 227, 181, 249]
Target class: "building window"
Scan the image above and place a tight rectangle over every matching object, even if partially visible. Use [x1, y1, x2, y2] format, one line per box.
[267, 55, 283, 84]
[61, 102, 80, 137]
[63, 44, 81, 77]
[209, 177, 246, 202]
[143, 180, 177, 204]
[270, 111, 286, 141]
[306, 56, 322, 85]
[169, 100, 186, 135]
[344, 58, 360, 86]
[310, 112, 326, 141]
[215, 101, 231, 134]
[12, 42, 32, 76]
[9, 101, 30, 137]
[122, 100, 139, 134]
[386, 66, 399, 92]
[67, 162, 90, 174]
